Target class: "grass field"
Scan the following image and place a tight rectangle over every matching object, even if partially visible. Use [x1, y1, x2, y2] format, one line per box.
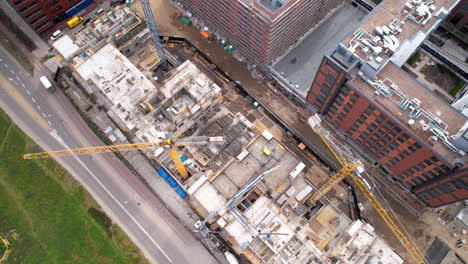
[0, 108, 145, 264]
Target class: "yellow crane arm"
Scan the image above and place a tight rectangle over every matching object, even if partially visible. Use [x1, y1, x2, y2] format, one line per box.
[167, 149, 188, 180]
[350, 174, 425, 264]
[22, 136, 225, 159]
[314, 128, 345, 167]
[305, 162, 360, 207]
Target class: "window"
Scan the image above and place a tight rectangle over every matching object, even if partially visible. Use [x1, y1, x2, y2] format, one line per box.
[441, 165, 451, 173]
[438, 184, 454, 194]
[326, 74, 336, 85]
[46, 0, 58, 8]
[321, 84, 331, 94]
[414, 142, 422, 149]
[450, 13, 464, 25]
[52, 5, 62, 13]
[430, 156, 439, 162]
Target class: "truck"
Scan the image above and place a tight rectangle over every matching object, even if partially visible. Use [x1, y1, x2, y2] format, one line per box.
[66, 16, 83, 28]
[39, 76, 55, 92]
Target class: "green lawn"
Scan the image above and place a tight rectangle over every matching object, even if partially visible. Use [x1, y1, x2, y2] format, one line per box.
[0, 109, 139, 264]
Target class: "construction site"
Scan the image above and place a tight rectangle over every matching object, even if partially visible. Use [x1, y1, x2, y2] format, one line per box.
[28, 1, 468, 264]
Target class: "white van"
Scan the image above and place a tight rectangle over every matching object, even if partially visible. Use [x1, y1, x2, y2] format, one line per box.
[50, 30, 62, 41]
[40, 76, 54, 92]
[95, 8, 104, 16]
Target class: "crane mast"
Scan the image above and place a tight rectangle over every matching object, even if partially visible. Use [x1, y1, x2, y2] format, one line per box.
[140, 0, 167, 68]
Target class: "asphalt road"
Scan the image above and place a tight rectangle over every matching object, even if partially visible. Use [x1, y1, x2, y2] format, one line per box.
[0, 46, 220, 264]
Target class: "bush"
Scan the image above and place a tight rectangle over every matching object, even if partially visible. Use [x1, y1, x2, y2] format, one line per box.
[406, 52, 420, 66]
[450, 80, 466, 97]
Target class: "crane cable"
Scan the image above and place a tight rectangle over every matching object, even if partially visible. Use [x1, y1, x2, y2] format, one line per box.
[362, 170, 428, 263]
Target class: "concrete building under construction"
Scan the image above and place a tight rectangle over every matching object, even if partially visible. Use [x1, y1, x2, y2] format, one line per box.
[175, 0, 343, 65]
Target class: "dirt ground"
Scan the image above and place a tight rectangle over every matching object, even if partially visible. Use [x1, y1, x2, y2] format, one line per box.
[135, 0, 468, 263]
[420, 63, 460, 93]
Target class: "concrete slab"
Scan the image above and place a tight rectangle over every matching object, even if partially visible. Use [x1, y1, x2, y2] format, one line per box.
[264, 152, 300, 189]
[272, 2, 367, 95]
[224, 154, 261, 187]
[247, 137, 285, 165]
[212, 173, 239, 198]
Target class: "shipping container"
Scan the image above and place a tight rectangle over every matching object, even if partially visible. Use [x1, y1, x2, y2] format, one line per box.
[175, 187, 187, 198]
[157, 168, 169, 179]
[166, 176, 178, 188]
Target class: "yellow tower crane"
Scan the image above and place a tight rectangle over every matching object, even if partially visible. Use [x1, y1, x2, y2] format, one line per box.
[306, 114, 426, 264]
[22, 136, 225, 180]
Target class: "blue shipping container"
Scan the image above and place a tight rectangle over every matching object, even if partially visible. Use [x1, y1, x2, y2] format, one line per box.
[166, 176, 178, 188]
[157, 168, 169, 179]
[180, 156, 187, 162]
[175, 187, 187, 199]
[65, 0, 93, 18]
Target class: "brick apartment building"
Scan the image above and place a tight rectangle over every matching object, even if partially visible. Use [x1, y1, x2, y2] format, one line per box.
[176, 0, 342, 65]
[306, 0, 468, 207]
[7, 0, 92, 34]
[446, 0, 468, 31]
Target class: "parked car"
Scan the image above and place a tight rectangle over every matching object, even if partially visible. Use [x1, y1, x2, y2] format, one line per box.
[50, 30, 62, 41]
[95, 8, 104, 16]
[110, 0, 125, 6]
[83, 18, 91, 25]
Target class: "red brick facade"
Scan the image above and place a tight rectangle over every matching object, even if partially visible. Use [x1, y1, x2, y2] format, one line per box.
[8, 0, 82, 34]
[307, 57, 468, 207]
[177, 0, 342, 64]
[446, 0, 468, 31]
[414, 164, 468, 207]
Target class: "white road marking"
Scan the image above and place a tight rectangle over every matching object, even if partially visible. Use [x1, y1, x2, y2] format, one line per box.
[21, 83, 25, 88]
[32, 98, 36, 103]
[48, 121, 52, 126]
[34, 62, 40, 68]
[52, 137, 173, 263]
[4, 63, 8, 68]
[42, 112, 46, 118]
[37, 105, 41, 110]
[8, 78, 13, 81]
[16, 76, 20, 81]
[26, 90, 30, 95]
[10, 70, 14, 74]
[0, 58, 2, 61]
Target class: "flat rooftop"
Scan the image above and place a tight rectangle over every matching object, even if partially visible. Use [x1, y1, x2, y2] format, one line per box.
[272, 2, 367, 95]
[342, 0, 459, 67]
[351, 62, 466, 163]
